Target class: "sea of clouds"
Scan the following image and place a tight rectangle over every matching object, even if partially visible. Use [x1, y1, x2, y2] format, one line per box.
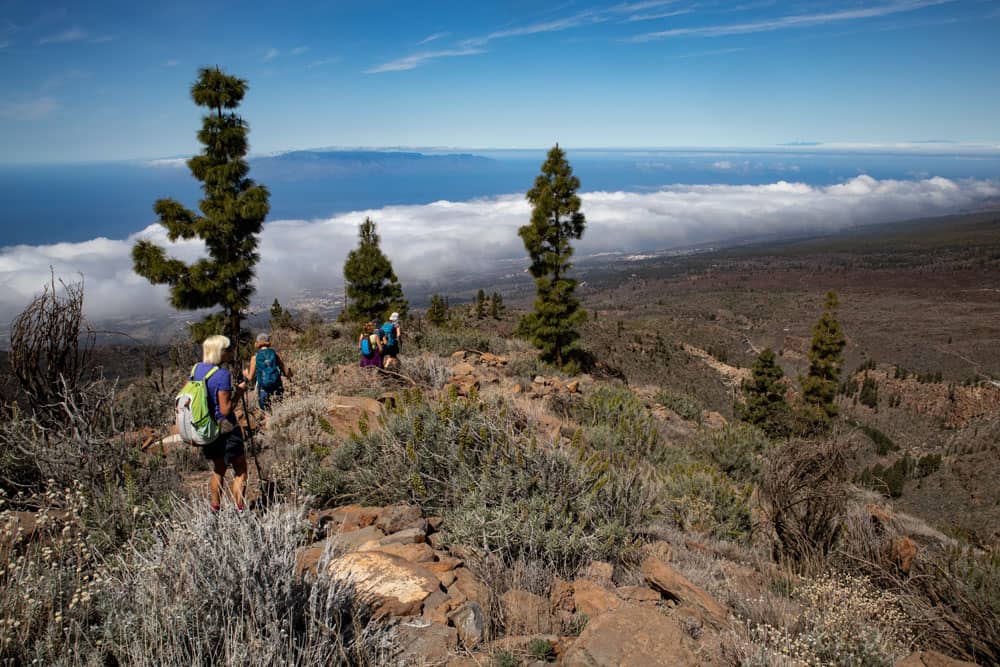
[0, 174, 996, 328]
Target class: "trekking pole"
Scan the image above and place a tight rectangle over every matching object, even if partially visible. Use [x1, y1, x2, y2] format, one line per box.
[234, 346, 265, 484]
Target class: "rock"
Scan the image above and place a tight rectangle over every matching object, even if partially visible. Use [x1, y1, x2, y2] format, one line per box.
[550, 576, 576, 612]
[895, 651, 980, 667]
[452, 568, 488, 606]
[641, 557, 727, 627]
[573, 579, 622, 618]
[422, 590, 453, 625]
[376, 504, 424, 533]
[451, 351, 468, 360]
[326, 551, 441, 617]
[891, 535, 918, 573]
[512, 383, 523, 394]
[330, 525, 385, 553]
[701, 411, 727, 430]
[365, 541, 436, 563]
[566, 379, 580, 393]
[582, 560, 614, 585]
[336, 505, 382, 532]
[646, 539, 673, 562]
[562, 604, 698, 666]
[428, 532, 447, 549]
[448, 601, 485, 648]
[533, 375, 546, 385]
[377, 391, 401, 410]
[295, 544, 325, 576]
[501, 589, 554, 634]
[324, 395, 384, 438]
[381, 526, 427, 546]
[427, 516, 444, 532]
[436, 570, 457, 588]
[427, 556, 463, 574]
[452, 362, 477, 377]
[617, 586, 661, 603]
[397, 620, 458, 666]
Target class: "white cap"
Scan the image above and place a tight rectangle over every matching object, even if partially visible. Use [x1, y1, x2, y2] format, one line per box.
[389, 312, 399, 322]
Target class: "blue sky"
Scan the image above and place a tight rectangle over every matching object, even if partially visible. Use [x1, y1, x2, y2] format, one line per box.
[1, 0, 999, 163]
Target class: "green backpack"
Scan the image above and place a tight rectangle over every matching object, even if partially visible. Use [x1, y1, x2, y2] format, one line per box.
[175, 365, 220, 445]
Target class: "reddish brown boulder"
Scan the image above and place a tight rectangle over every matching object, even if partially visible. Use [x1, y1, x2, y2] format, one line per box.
[562, 604, 698, 666]
[550, 576, 575, 612]
[617, 585, 662, 603]
[376, 504, 424, 534]
[326, 551, 441, 617]
[582, 560, 614, 585]
[895, 651, 979, 667]
[891, 535, 918, 573]
[397, 620, 458, 666]
[641, 557, 727, 627]
[573, 579, 622, 618]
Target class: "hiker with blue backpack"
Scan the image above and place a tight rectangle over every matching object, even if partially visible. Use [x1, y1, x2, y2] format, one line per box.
[380, 312, 402, 366]
[179, 334, 249, 513]
[245, 332, 291, 412]
[359, 320, 384, 368]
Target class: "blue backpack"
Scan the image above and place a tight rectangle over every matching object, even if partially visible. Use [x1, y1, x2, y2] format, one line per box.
[360, 336, 374, 358]
[256, 348, 281, 390]
[381, 322, 398, 348]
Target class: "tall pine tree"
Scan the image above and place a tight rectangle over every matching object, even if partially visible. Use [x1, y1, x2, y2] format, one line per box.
[132, 67, 269, 345]
[801, 291, 847, 428]
[341, 217, 408, 322]
[427, 294, 449, 326]
[740, 348, 790, 438]
[517, 144, 586, 367]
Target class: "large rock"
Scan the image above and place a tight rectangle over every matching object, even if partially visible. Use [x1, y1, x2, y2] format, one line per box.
[641, 556, 727, 627]
[362, 541, 436, 563]
[562, 605, 698, 666]
[573, 579, 622, 618]
[895, 651, 980, 667]
[324, 395, 384, 438]
[448, 601, 485, 648]
[326, 551, 441, 616]
[329, 525, 385, 553]
[396, 621, 458, 666]
[501, 589, 554, 634]
[376, 504, 424, 534]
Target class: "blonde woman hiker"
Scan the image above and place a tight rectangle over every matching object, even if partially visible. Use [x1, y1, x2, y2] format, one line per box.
[245, 332, 291, 413]
[196, 335, 249, 512]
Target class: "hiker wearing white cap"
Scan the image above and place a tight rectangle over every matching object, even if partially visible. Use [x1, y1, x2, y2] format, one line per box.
[381, 312, 402, 365]
[245, 332, 291, 412]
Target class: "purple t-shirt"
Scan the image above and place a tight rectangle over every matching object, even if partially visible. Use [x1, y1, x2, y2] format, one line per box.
[193, 363, 235, 424]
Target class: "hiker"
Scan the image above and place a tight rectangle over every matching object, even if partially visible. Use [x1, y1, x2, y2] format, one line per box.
[245, 332, 291, 412]
[359, 320, 383, 368]
[380, 312, 402, 366]
[196, 335, 248, 512]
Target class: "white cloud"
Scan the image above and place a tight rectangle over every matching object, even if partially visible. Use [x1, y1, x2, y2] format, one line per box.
[164, 59, 179, 67]
[629, 0, 954, 41]
[291, 46, 308, 55]
[143, 157, 189, 168]
[263, 47, 279, 61]
[0, 96, 57, 120]
[365, 47, 485, 73]
[0, 175, 995, 327]
[38, 26, 87, 44]
[623, 8, 693, 23]
[418, 32, 450, 45]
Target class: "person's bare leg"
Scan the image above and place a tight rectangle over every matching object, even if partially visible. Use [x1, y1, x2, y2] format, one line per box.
[210, 458, 227, 510]
[231, 456, 248, 510]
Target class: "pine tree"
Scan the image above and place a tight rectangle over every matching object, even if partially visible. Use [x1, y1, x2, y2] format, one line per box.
[490, 291, 504, 319]
[517, 144, 586, 367]
[341, 217, 408, 322]
[427, 294, 448, 326]
[740, 348, 790, 438]
[475, 289, 487, 319]
[269, 298, 293, 330]
[132, 67, 269, 345]
[801, 291, 847, 427]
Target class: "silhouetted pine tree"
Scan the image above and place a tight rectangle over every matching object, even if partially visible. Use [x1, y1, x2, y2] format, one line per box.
[740, 348, 790, 438]
[132, 67, 269, 345]
[801, 291, 847, 428]
[341, 217, 407, 322]
[516, 144, 586, 367]
[475, 289, 487, 319]
[490, 292, 504, 319]
[269, 298, 294, 330]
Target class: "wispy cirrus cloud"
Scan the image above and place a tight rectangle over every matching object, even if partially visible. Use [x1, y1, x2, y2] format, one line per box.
[628, 0, 954, 41]
[418, 31, 450, 45]
[307, 56, 342, 68]
[623, 8, 693, 23]
[365, 47, 485, 73]
[164, 59, 180, 67]
[263, 47, 279, 61]
[673, 46, 746, 58]
[38, 26, 86, 45]
[0, 96, 58, 120]
[291, 46, 309, 55]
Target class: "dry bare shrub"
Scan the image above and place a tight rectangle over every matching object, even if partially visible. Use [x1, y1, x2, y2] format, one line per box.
[8, 277, 95, 421]
[98, 498, 397, 666]
[464, 553, 555, 641]
[760, 436, 853, 571]
[401, 352, 451, 389]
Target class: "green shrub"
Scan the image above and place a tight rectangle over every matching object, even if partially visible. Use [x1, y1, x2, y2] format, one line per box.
[662, 461, 752, 540]
[325, 396, 660, 574]
[654, 389, 703, 423]
[528, 638, 555, 662]
[554, 386, 665, 464]
[688, 422, 770, 484]
[856, 423, 898, 455]
[916, 453, 942, 477]
[493, 649, 520, 667]
[856, 456, 912, 498]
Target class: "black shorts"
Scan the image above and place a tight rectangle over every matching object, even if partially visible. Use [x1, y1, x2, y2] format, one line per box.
[202, 427, 245, 465]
